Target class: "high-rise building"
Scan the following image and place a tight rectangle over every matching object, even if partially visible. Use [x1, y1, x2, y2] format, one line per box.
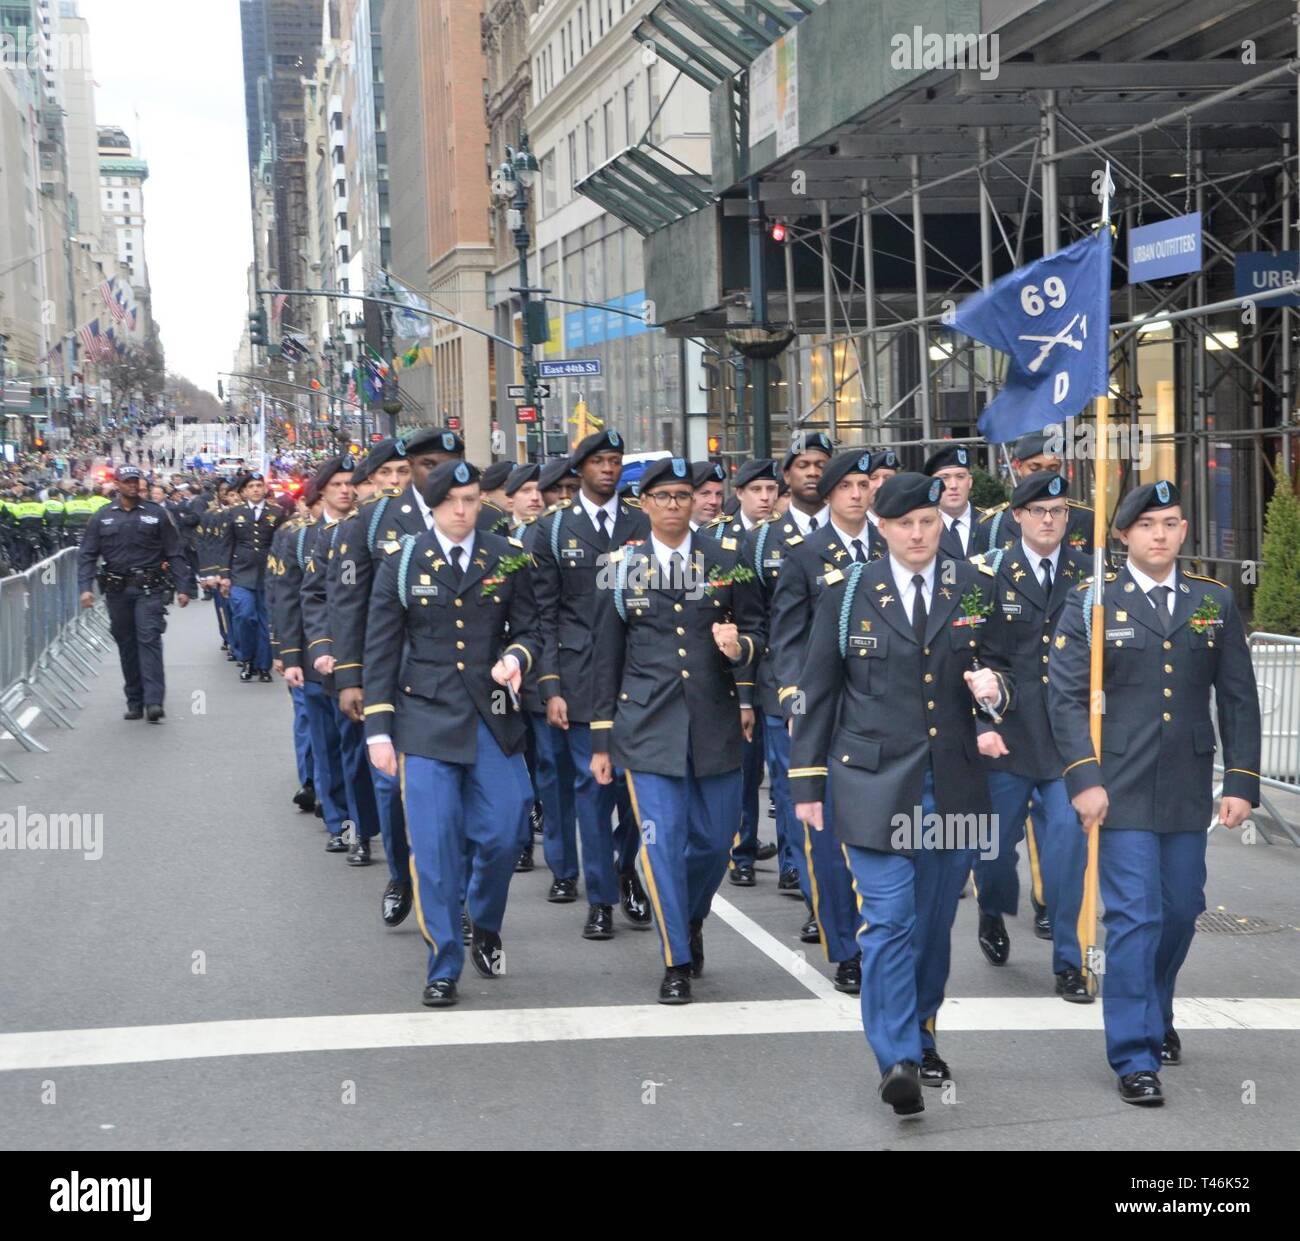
[97, 126, 147, 288]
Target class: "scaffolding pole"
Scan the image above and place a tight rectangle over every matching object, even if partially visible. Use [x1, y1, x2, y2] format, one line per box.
[910, 155, 932, 442]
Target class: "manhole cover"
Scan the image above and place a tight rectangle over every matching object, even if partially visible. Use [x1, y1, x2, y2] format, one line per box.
[1196, 911, 1283, 934]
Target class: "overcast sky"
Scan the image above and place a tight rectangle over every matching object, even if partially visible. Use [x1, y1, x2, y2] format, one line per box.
[80, 0, 251, 397]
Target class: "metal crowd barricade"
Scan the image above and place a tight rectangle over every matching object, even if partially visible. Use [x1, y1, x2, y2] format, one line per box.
[0, 547, 109, 783]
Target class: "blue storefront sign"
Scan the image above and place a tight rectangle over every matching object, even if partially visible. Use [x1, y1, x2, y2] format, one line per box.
[1234, 250, 1300, 307]
[1128, 212, 1202, 282]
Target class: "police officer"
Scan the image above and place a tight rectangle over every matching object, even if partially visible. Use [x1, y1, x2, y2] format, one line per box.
[363, 461, 541, 1008]
[10, 489, 46, 569]
[77, 464, 195, 722]
[217, 471, 284, 681]
[532, 429, 652, 939]
[476, 459, 515, 534]
[42, 488, 66, 551]
[791, 473, 1011, 1115]
[63, 487, 99, 544]
[974, 429, 1094, 556]
[969, 471, 1091, 998]
[1048, 480, 1260, 1106]
[922, 444, 980, 560]
[589, 456, 766, 1003]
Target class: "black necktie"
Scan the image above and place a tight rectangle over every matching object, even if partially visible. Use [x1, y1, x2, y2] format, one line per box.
[1148, 585, 1170, 633]
[450, 545, 465, 582]
[911, 574, 927, 645]
[807, 516, 818, 532]
[1040, 557, 1053, 596]
[596, 508, 610, 547]
[851, 539, 865, 563]
[951, 518, 963, 554]
[669, 550, 684, 591]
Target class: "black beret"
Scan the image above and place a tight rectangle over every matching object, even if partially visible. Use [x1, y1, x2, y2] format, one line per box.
[1114, 479, 1181, 530]
[691, 461, 726, 488]
[570, 428, 626, 468]
[782, 432, 835, 470]
[922, 443, 973, 474]
[868, 447, 901, 474]
[734, 458, 779, 489]
[480, 460, 514, 492]
[422, 459, 480, 508]
[1011, 471, 1068, 510]
[815, 448, 874, 500]
[305, 452, 359, 506]
[638, 456, 693, 493]
[351, 437, 407, 487]
[504, 463, 539, 496]
[538, 459, 577, 492]
[405, 427, 464, 457]
[875, 471, 944, 519]
[1011, 428, 1063, 462]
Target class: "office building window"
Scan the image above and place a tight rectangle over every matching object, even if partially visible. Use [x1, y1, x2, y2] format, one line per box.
[624, 81, 638, 145]
[585, 116, 597, 172]
[567, 129, 579, 192]
[604, 99, 616, 157]
[541, 149, 556, 216]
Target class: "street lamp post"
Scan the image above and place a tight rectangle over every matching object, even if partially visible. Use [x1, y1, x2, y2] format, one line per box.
[322, 338, 337, 451]
[380, 277, 402, 435]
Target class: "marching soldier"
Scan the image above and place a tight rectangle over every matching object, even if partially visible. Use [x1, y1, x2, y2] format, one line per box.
[538, 457, 580, 509]
[589, 456, 766, 1003]
[690, 461, 725, 531]
[864, 448, 900, 551]
[363, 461, 541, 1008]
[477, 459, 515, 534]
[791, 472, 1011, 1116]
[703, 457, 779, 539]
[506, 463, 545, 537]
[532, 429, 652, 939]
[974, 429, 1094, 556]
[77, 465, 195, 722]
[216, 471, 285, 682]
[1048, 480, 1260, 1106]
[922, 444, 980, 561]
[969, 472, 1091, 999]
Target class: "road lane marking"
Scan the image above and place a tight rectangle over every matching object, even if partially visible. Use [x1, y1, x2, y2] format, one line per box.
[709, 894, 843, 1001]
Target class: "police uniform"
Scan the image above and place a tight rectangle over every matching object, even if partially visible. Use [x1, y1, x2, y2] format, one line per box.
[532, 429, 652, 937]
[215, 472, 284, 677]
[77, 467, 196, 719]
[589, 456, 766, 1003]
[788, 473, 1012, 1115]
[362, 461, 541, 1008]
[1048, 480, 1261, 1103]
[969, 472, 1092, 998]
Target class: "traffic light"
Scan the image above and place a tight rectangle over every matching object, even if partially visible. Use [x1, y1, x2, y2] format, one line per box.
[249, 304, 268, 348]
[769, 220, 788, 243]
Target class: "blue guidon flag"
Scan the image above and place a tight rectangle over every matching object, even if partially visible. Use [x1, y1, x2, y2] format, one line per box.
[950, 227, 1113, 444]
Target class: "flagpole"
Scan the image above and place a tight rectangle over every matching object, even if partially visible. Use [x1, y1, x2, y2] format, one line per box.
[1080, 164, 1113, 998]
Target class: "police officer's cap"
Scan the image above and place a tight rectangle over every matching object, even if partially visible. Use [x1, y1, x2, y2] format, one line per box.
[875, 471, 944, 518]
[638, 457, 693, 493]
[869, 447, 901, 475]
[691, 461, 726, 488]
[480, 460, 514, 492]
[117, 465, 144, 481]
[1011, 427, 1062, 462]
[1114, 479, 1181, 530]
[570, 428, 625, 468]
[815, 449, 874, 499]
[538, 459, 577, 493]
[404, 427, 464, 457]
[504, 463, 540, 497]
[1011, 471, 1067, 510]
[922, 443, 972, 475]
[422, 459, 480, 508]
[733, 458, 779, 489]
[353, 437, 407, 486]
[238, 471, 266, 490]
[305, 453, 359, 506]
[782, 432, 834, 471]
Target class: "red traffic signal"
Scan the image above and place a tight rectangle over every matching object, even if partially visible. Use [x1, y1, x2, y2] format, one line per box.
[769, 220, 787, 243]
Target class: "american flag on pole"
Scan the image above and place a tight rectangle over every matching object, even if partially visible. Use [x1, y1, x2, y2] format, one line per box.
[100, 278, 128, 322]
[77, 318, 99, 361]
[271, 292, 288, 324]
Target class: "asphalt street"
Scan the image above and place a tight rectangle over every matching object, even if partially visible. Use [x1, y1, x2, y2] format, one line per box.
[1, 601, 1298, 1150]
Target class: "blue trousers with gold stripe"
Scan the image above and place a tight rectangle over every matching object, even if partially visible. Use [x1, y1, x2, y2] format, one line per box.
[370, 765, 411, 884]
[626, 760, 740, 968]
[400, 720, 533, 983]
[1099, 827, 1207, 1076]
[763, 714, 805, 890]
[229, 585, 271, 670]
[843, 769, 974, 1074]
[529, 712, 578, 881]
[729, 714, 766, 867]
[290, 684, 313, 786]
[561, 722, 619, 905]
[302, 679, 348, 835]
[213, 589, 232, 648]
[337, 712, 380, 842]
[807, 781, 859, 963]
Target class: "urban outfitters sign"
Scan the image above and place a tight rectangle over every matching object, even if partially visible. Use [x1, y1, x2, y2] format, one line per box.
[1128, 212, 1202, 282]
[1234, 250, 1300, 308]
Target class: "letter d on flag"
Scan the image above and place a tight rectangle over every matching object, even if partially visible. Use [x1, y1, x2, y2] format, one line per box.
[951, 227, 1112, 443]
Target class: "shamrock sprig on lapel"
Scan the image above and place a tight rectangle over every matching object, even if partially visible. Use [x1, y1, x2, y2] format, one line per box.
[703, 563, 757, 596]
[952, 586, 994, 628]
[1189, 593, 1223, 632]
[480, 551, 532, 597]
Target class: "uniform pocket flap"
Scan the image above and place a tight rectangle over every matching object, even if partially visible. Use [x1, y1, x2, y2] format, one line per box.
[558, 623, 592, 652]
[399, 658, 444, 699]
[1192, 720, 1217, 754]
[619, 678, 653, 706]
[1101, 723, 1128, 754]
[833, 730, 881, 771]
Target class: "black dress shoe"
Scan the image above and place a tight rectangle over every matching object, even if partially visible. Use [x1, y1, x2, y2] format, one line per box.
[324, 833, 349, 853]
[799, 915, 821, 943]
[879, 1061, 924, 1115]
[292, 781, 316, 812]
[461, 910, 472, 945]
[548, 877, 578, 903]
[920, 1047, 951, 1087]
[619, 870, 652, 926]
[258, 669, 272, 683]
[226, 649, 237, 661]
[755, 841, 778, 862]
[778, 868, 802, 895]
[1161, 1029, 1182, 1066]
[239, 663, 253, 682]
[514, 843, 535, 873]
[582, 904, 615, 940]
[145, 704, 165, 723]
[728, 863, 756, 887]
[977, 913, 1011, 965]
[529, 803, 544, 836]
[313, 802, 324, 819]
[688, 920, 704, 978]
[123, 706, 144, 720]
[422, 980, 458, 1007]
[833, 955, 862, 994]
[470, 927, 502, 979]
[1118, 1071, 1164, 1106]
[658, 966, 692, 1005]
[1032, 896, 1053, 940]
[1055, 966, 1093, 1004]
[381, 880, 412, 927]
[347, 836, 371, 866]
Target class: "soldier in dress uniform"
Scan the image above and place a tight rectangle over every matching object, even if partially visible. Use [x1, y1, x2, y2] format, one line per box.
[690, 461, 725, 531]
[969, 471, 1091, 998]
[506, 464, 545, 537]
[477, 460, 515, 534]
[538, 458, 580, 509]
[1048, 480, 1260, 1106]
[589, 456, 766, 1003]
[532, 430, 652, 939]
[216, 471, 285, 682]
[974, 429, 1094, 557]
[791, 473, 1011, 1115]
[702, 457, 779, 539]
[363, 461, 541, 1008]
[922, 444, 980, 561]
[863, 448, 900, 553]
